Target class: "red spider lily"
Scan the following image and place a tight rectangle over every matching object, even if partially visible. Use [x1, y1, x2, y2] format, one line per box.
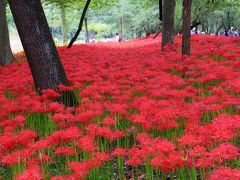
[70, 161, 91, 179]
[1, 149, 34, 166]
[0, 34, 240, 179]
[101, 117, 116, 126]
[111, 148, 127, 158]
[77, 135, 95, 153]
[210, 167, 240, 180]
[46, 126, 81, 146]
[126, 156, 143, 166]
[58, 84, 74, 92]
[16, 160, 42, 180]
[41, 89, 60, 100]
[209, 143, 238, 163]
[54, 147, 78, 156]
[151, 153, 184, 172]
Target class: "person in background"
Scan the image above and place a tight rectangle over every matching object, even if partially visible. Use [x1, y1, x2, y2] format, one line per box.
[114, 33, 122, 42]
[222, 29, 229, 36]
[228, 27, 234, 36]
[191, 27, 197, 34]
[233, 29, 239, 37]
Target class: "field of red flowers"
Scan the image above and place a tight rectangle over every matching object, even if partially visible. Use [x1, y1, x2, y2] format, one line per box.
[0, 35, 240, 179]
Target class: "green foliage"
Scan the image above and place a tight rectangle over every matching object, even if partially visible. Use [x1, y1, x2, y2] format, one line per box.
[6, 0, 240, 44]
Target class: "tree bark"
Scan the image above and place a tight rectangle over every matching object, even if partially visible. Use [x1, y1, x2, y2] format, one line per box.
[8, 0, 69, 92]
[161, 0, 176, 51]
[84, 17, 89, 43]
[0, 1, 13, 66]
[67, 0, 91, 48]
[60, 5, 67, 45]
[182, 0, 192, 57]
[159, 0, 163, 21]
[8, 0, 78, 106]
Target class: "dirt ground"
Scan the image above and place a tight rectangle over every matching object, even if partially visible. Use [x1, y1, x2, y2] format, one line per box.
[10, 36, 23, 53]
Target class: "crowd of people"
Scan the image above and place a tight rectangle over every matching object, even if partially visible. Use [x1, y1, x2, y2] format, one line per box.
[190, 27, 239, 37]
[221, 27, 239, 36]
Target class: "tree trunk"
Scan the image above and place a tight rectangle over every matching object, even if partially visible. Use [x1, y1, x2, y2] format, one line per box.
[8, 0, 69, 92]
[159, 0, 163, 21]
[68, 0, 91, 48]
[161, 0, 176, 51]
[8, 0, 78, 106]
[182, 0, 192, 57]
[84, 17, 89, 43]
[120, 16, 124, 40]
[60, 5, 67, 45]
[0, 1, 13, 66]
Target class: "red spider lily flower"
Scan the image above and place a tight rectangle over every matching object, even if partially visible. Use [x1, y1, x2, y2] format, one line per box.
[47, 126, 81, 146]
[46, 102, 65, 113]
[41, 89, 60, 100]
[209, 143, 238, 163]
[1, 149, 34, 166]
[210, 167, 240, 180]
[29, 139, 49, 151]
[16, 160, 42, 180]
[111, 148, 127, 158]
[92, 152, 110, 165]
[17, 130, 38, 147]
[13, 115, 25, 128]
[127, 156, 143, 166]
[151, 153, 184, 172]
[101, 117, 116, 126]
[54, 147, 77, 156]
[69, 161, 92, 179]
[58, 84, 74, 92]
[77, 135, 95, 153]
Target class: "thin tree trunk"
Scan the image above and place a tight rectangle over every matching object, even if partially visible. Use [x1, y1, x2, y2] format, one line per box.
[161, 0, 176, 51]
[159, 0, 163, 21]
[84, 17, 89, 43]
[182, 0, 192, 57]
[68, 0, 91, 48]
[153, 0, 163, 39]
[0, 1, 13, 66]
[60, 5, 67, 45]
[120, 16, 124, 40]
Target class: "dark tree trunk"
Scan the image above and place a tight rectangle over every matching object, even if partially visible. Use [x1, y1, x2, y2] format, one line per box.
[8, 0, 68, 91]
[182, 0, 192, 57]
[159, 0, 163, 21]
[161, 0, 176, 51]
[8, 0, 78, 106]
[84, 17, 89, 43]
[0, 1, 13, 66]
[68, 0, 91, 48]
[227, 11, 231, 30]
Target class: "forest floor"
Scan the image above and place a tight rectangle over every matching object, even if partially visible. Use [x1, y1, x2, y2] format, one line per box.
[0, 35, 240, 179]
[10, 36, 23, 52]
